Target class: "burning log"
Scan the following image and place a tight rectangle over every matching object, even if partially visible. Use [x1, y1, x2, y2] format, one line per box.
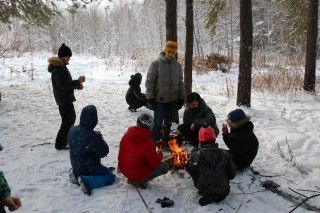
[167, 137, 189, 171]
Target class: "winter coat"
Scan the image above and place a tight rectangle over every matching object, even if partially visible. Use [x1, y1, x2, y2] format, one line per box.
[223, 119, 259, 170]
[125, 78, 147, 107]
[145, 52, 185, 103]
[118, 126, 163, 180]
[183, 98, 220, 136]
[187, 145, 237, 195]
[47, 57, 80, 105]
[0, 171, 10, 200]
[68, 105, 109, 178]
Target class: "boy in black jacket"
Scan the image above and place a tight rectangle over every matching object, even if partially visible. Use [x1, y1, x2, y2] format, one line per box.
[47, 43, 85, 150]
[187, 124, 237, 206]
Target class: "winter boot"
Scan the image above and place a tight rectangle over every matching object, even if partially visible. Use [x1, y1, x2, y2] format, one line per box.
[128, 107, 137, 112]
[78, 176, 92, 196]
[128, 180, 147, 189]
[68, 168, 79, 185]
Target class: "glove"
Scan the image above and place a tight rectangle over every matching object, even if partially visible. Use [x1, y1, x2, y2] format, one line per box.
[148, 99, 156, 110]
[146, 102, 154, 110]
[176, 99, 184, 110]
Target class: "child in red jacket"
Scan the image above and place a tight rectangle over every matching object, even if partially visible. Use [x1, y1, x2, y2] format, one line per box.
[118, 113, 169, 189]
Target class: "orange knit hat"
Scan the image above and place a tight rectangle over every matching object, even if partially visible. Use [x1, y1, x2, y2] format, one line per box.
[164, 38, 178, 54]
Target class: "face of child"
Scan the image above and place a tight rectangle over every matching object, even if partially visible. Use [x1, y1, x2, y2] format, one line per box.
[187, 101, 198, 109]
[61, 56, 71, 64]
[165, 51, 176, 60]
[226, 118, 234, 127]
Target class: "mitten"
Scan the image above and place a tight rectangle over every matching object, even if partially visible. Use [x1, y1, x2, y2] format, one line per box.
[148, 99, 156, 110]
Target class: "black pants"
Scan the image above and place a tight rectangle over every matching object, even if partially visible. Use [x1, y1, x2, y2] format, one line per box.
[177, 123, 199, 147]
[55, 103, 76, 149]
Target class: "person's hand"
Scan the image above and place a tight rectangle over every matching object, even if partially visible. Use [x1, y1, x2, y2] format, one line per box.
[190, 123, 196, 130]
[222, 123, 228, 134]
[148, 99, 156, 110]
[176, 99, 184, 110]
[2, 196, 22, 211]
[77, 83, 84, 90]
[78, 76, 86, 83]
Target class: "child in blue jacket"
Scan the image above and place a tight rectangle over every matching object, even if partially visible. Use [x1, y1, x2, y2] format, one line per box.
[68, 105, 116, 196]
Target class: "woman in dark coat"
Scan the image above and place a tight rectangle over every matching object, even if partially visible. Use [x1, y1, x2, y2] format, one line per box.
[126, 73, 147, 112]
[222, 109, 259, 170]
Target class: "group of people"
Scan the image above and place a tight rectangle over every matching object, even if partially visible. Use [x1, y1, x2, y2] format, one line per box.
[44, 40, 259, 208]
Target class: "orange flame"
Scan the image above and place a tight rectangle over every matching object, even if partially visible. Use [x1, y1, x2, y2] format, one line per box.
[168, 138, 189, 168]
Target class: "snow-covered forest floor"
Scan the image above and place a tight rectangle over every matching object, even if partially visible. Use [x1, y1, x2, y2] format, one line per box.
[0, 53, 319, 213]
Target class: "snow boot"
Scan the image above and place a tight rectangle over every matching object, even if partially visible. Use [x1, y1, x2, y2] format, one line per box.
[78, 176, 91, 196]
[68, 168, 79, 185]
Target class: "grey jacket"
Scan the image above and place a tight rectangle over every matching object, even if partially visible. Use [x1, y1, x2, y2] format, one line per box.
[145, 52, 185, 103]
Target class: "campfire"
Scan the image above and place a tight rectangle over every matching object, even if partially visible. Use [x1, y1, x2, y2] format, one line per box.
[164, 136, 189, 170]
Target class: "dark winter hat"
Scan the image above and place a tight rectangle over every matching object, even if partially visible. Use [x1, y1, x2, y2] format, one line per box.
[58, 43, 72, 58]
[198, 123, 216, 142]
[134, 73, 142, 81]
[228, 109, 246, 123]
[137, 113, 154, 129]
[0, 144, 3, 151]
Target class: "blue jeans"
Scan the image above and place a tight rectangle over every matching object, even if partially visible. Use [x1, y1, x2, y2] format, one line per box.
[80, 164, 116, 190]
[151, 102, 176, 142]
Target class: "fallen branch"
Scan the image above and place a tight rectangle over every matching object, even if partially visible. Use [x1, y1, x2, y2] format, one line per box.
[289, 188, 320, 213]
[249, 167, 320, 212]
[134, 186, 152, 213]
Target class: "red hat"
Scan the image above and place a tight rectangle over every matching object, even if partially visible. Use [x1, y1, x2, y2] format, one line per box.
[198, 123, 216, 142]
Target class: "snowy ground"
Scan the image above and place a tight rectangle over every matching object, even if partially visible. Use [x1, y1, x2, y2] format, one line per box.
[0, 53, 320, 213]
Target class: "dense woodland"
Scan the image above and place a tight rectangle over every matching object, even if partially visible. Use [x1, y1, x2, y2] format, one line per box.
[0, 0, 316, 58]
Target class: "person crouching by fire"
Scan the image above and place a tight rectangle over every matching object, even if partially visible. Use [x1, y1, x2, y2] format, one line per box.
[186, 124, 237, 206]
[118, 113, 169, 189]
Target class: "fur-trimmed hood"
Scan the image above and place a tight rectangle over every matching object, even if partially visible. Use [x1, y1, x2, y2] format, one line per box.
[232, 115, 252, 130]
[47, 57, 65, 73]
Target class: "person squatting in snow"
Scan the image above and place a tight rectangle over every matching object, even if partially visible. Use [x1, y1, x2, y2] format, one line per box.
[177, 92, 220, 150]
[0, 145, 22, 213]
[145, 38, 185, 146]
[118, 113, 169, 189]
[47, 43, 86, 150]
[222, 109, 259, 171]
[186, 124, 237, 206]
[67, 105, 116, 196]
[125, 73, 149, 112]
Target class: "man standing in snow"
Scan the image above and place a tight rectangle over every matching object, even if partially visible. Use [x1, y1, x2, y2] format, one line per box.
[145, 38, 185, 145]
[48, 43, 85, 150]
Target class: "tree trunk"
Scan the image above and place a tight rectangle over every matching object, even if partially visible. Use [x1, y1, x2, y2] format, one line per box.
[237, 0, 253, 107]
[165, 0, 177, 42]
[184, 0, 193, 95]
[304, 0, 318, 92]
[165, 0, 179, 124]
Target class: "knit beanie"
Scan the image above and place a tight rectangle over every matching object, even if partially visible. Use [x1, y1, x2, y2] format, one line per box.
[58, 43, 72, 58]
[228, 109, 246, 123]
[198, 123, 216, 142]
[137, 113, 154, 129]
[164, 38, 178, 54]
[134, 73, 142, 81]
